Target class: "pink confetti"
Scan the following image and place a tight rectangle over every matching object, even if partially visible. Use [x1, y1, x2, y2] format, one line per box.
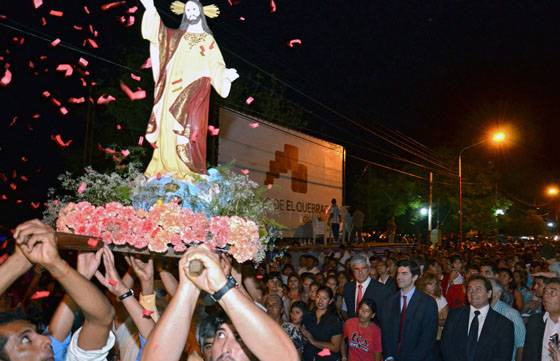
[101, 1, 126, 11]
[56, 64, 73, 77]
[121, 149, 130, 157]
[288, 39, 302, 48]
[30, 202, 40, 209]
[96, 95, 116, 104]
[127, 6, 138, 13]
[50, 38, 61, 47]
[245, 96, 254, 105]
[141, 57, 152, 69]
[239, 17, 246, 21]
[9, 116, 17, 127]
[119, 81, 146, 100]
[50, 97, 61, 106]
[270, 0, 277, 13]
[83, 6, 90, 14]
[126, 16, 135, 27]
[33, 0, 43, 9]
[116, 124, 123, 130]
[78, 57, 88, 67]
[68, 97, 85, 104]
[317, 348, 331, 357]
[142, 309, 154, 317]
[97, 144, 117, 155]
[73, 25, 83, 31]
[41, 17, 47, 26]
[0, 195, 7, 201]
[108, 279, 118, 286]
[0, 69, 11, 86]
[31, 291, 50, 300]
[86, 38, 99, 48]
[87, 238, 99, 248]
[77, 182, 87, 194]
[51, 134, 72, 148]
[138, 136, 144, 146]
[42, 90, 51, 97]
[249, 122, 259, 128]
[208, 125, 220, 136]
[130, 73, 141, 81]
[9, 183, 16, 190]
[240, 169, 250, 175]
[59, 107, 68, 115]
[49, 10, 63, 17]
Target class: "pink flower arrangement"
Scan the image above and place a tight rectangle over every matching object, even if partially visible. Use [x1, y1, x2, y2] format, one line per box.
[57, 201, 261, 263]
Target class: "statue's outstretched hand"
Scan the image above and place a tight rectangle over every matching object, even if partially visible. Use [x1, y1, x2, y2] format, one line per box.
[224, 68, 239, 82]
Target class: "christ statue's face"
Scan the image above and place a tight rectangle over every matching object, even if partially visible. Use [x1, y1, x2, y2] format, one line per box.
[185, 1, 201, 22]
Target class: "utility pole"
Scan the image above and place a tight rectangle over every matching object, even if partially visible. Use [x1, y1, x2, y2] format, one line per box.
[428, 171, 433, 232]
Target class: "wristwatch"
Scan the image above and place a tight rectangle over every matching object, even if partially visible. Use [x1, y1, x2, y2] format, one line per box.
[210, 275, 238, 302]
[118, 289, 134, 301]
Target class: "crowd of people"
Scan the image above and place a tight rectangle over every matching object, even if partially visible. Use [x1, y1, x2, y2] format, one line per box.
[2, 219, 560, 361]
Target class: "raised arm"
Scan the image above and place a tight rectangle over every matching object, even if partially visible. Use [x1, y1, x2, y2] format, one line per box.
[49, 250, 103, 342]
[95, 248, 155, 339]
[141, 254, 200, 361]
[0, 245, 32, 295]
[14, 219, 114, 351]
[184, 247, 299, 361]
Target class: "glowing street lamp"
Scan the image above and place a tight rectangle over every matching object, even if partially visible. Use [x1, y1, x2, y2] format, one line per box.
[459, 130, 508, 243]
[419, 207, 428, 217]
[547, 186, 559, 197]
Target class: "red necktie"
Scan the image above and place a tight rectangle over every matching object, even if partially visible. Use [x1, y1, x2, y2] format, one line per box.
[397, 295, 408, 355]
[356, 284, 363, 313]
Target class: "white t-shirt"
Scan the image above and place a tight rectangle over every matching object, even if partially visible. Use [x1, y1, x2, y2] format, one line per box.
[66, 327, 116, 361]
[435, 296, 448, 313]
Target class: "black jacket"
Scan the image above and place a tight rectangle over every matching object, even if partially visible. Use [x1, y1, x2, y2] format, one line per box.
[379, 289, 439, 361]
[343, 278, 392, 319]
[440, 305, 514, 361]
[521, 313, 546, 361]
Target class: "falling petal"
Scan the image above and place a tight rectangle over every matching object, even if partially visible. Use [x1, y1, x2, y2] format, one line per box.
[49, 10, 63, 17]
[68, 97, 85, 104]
[51, 134, 72, 148]
[56, 64, 73, 77]
[0, 69, 12, 86]
[119, 81, 146, 100]
[288, 39, 302, 48]
[50, 38, 61, 47]
[96, 95, 116, 104]
[245, 96, 254, 105]
[33, 0, 43, 9]
[78, 57, 88, 67]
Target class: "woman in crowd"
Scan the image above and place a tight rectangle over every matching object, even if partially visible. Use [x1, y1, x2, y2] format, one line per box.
[513, 269, 533, 313]
[287, 274, 303, 303]
[307, 282, 320, 311]
[282, 301, 308, 357]
[341, 299, 382, 361]
[301, 286, 342, 361]
[498, 268, 523, 310]
[417, 272, 448, 340]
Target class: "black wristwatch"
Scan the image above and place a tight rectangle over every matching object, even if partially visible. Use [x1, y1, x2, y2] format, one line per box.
[118, 289, 134, 301]
[210, 275, 238, 302]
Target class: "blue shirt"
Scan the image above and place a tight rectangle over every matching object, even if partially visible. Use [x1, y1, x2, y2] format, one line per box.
[46, 329, 71, 361]
[492, 300, 525, 361]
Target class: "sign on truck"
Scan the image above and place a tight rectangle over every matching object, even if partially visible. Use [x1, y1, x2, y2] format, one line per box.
[218, 107, 345, 237]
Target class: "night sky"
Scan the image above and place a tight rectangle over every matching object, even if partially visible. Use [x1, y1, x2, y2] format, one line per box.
[1, 0, 560, 226]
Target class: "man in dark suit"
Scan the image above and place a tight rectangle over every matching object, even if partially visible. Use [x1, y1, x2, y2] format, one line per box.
[380, 259, 438, 361]
[441, 275, 514, 361]
[342, 254, 393, 320]
[522, 278, 560, 361]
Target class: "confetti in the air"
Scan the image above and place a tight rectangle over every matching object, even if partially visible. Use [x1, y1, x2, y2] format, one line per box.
[50, 38, 61, 47]
[121, 149, 130, 157]
[0, 69, 12, 86]
[120, 81, 146, 100]
[56, 64, 73, 77]
[249, 122, 259, 128]
[101, 1, 126, 11]
[130, 73, 141, 81]
[270, 0, 277, 13]
[68, 97, 85, 104]
[51, 134, 72, 148]
[141, 57, 152, 69]
[78, 57, 89, 67]
[245, 96, 254, 105]
[288, 39, 302, 48]
[240, 169, 250, 175]
[97, 95, 116, 104]
[33, 0, 43, 9]
[31, 291, 51, 300]
[208, 125, 220, 136]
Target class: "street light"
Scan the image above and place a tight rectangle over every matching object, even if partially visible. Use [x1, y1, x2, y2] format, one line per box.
[547, 186, 559, 197]
[458, 130, 507, 244]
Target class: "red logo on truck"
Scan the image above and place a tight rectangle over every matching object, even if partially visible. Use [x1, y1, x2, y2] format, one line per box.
[265, 144, 308, 193]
